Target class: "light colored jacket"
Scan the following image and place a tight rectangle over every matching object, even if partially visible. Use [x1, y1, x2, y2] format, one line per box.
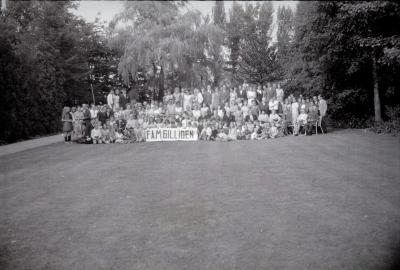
[319, 99, 327, 117]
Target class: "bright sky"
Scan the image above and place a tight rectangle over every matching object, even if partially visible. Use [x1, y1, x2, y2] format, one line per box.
[72, 1, 298, 25]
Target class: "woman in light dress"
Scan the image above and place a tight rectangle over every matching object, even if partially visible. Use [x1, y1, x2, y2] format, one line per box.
[291, 97, 300, 125]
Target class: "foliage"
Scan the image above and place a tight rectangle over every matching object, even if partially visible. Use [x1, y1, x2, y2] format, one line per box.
[0, 1, 115, 143]
[109, 1, 226, 99]
[226, 2, 279, 84]
[285, 1, 400, 127]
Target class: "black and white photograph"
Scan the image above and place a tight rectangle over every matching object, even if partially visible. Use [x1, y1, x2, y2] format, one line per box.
[0, 0, 400, 269]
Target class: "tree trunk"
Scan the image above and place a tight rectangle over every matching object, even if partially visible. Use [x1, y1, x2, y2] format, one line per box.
[158, 65, 164, 102]
[372, 51, 382, 122]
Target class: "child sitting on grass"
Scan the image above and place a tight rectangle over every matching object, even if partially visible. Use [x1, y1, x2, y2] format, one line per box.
[91, 123, 102, 144]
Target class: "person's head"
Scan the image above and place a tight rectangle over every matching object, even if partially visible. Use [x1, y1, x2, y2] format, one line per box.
[115, 89, 120, 95]
[318, 94, 323, 101]
[110, 89, 114, 95]
[267, 82, 271, 88]
[300, 108, 306, 114]
[214, 87, 219, 93]
[261, 110, 266, 115]
[102, 123, 108, 129]
[252, 100, 257, 106]
[277, 83, 281, 88]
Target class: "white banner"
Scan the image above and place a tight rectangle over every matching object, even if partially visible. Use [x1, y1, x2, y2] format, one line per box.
[145, 128, 198, 142]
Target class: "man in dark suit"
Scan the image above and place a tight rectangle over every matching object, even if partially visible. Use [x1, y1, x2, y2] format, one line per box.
[203, 85, 212, 107]
[236, 85, 247, 101]
[219, 85, 230, 106]
[119, 89, 129, 110]
[128, 87, 139, 107]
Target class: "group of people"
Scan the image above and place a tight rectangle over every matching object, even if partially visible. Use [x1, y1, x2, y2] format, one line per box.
[61, 82, 328, 144]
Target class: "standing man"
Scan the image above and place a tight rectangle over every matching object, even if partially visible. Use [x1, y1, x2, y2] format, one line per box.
[107, 89, 115, 110]
[256, 84, 263, 104]
[119, 89, 129, 110]
[82, 104, 92, 140]
[220, 85, 230, 106]
[265, 82, 275, 103]
[203, 85, 212, 108]
[129, 86, 139, 107]
[318, 94, 328, 133]
[236, 84, 247, 101]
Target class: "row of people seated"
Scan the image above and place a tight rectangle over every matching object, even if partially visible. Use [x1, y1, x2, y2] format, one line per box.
[61, 92, 328, 143]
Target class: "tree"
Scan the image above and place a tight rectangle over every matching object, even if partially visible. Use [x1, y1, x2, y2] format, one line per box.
[110, 1, 226, 99]
[235, 2, 279, 84]
[0, 1, 113, 143]
[276, 6, 294, 78]
[285, 1, 400, 126]
[226, 1, 245, 81]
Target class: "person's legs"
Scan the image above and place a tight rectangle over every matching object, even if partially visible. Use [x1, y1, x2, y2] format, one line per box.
[320, 116, 327, 133]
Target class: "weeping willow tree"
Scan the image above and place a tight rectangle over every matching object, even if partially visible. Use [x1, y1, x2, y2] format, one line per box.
[108, 1, 225, 101]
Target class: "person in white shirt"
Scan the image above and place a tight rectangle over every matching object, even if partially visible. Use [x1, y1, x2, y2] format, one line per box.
[275, 83, 284, 103]
[294, 108, 308, 135]
[114, 89, 120, 110]
[269, 109, 281, 126]
[246, 86, 256, 105]
[193, 88, 203, 107]
[269, 97, 279, 112]
[107, 90, 115, 110]
[192, 104, 201, 121]
[182, 88, 193, 112]
[200, 103, 209, 119]
[91, 123, 102, 144]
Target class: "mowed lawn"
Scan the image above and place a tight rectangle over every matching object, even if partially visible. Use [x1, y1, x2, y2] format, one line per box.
[0, 130, 399, 270]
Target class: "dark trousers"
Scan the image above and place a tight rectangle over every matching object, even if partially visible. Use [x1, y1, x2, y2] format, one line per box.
[84, 120, 92, 137]
[320, 116, 327, 133]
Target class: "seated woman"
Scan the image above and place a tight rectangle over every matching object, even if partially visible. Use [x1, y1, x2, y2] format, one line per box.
[175, 101, 183, 116]
[91, 123, 102, 144]
[306, 104, 319, 135]
[251, 120, 263, 140]
[200, 103, 209, 119]
[258, 110, 269, 124]
[236, 124, 245, 140]
[192, 104, 201, 121]
[294, 108, 308, 136]
[101, 123, 111, 143]
[166, 99, 176, 116]
[269, 110, 282, 136]
[228, 122, 238, 141]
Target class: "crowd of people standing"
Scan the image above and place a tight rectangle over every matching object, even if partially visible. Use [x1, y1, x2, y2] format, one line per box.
[61, 82, 328, 143]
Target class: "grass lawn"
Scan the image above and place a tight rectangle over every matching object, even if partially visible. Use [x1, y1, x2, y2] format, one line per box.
[1, 129, 399, 270]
